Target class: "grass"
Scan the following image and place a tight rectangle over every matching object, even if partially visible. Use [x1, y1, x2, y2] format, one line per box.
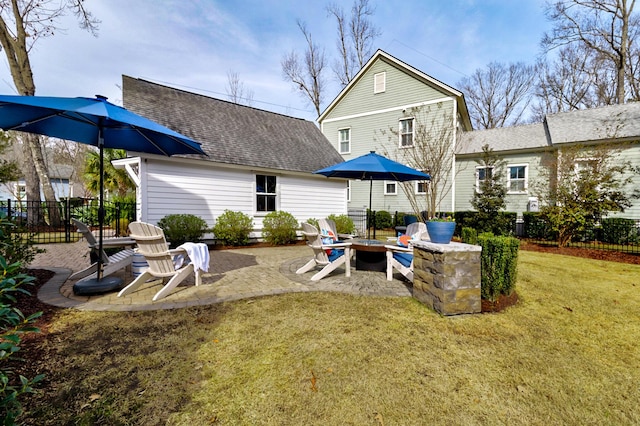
[19, 251, 640, 425]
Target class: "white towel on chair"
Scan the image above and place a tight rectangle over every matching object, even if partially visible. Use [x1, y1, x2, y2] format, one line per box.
[175, 242, 210, 273]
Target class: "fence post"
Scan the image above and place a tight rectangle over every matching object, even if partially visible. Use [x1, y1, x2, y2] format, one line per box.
[115, 202, 121, 237]
[64, 199, 71, 243]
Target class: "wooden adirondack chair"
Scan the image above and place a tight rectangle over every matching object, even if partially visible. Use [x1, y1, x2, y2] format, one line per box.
[385, 222, 428, 282]
[296, 222, 352, 281]
[117, 221, 206, 301]
[69, 218, 135, 282]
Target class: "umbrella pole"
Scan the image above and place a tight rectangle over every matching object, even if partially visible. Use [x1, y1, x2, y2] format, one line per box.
[97, 132, 104, 281]
[368, 179, 372, 240]
[74, 126, 123, 293]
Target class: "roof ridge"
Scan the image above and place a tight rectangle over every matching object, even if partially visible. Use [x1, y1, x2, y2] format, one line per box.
[123, 75, 313, 123]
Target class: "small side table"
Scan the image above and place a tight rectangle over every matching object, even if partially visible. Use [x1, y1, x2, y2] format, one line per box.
[351, 239, 387, 272]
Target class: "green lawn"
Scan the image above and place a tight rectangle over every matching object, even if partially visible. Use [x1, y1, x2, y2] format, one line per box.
[20, 251, 640, 425]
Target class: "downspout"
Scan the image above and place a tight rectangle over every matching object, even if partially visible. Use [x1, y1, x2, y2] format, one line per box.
[451, 99, 457, 213]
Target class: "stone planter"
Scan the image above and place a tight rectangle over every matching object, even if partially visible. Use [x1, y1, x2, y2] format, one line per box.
[426, 221, 455, 244]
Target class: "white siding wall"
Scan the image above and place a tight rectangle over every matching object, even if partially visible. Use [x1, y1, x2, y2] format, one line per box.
[138, 158, 346, 238]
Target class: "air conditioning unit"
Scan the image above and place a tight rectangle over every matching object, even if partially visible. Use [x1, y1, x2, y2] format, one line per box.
[527, 197, 539, 212]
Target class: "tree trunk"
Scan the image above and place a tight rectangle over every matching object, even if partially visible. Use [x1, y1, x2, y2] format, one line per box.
[21, 137, 42, 225]
[28, 134, 62, 226]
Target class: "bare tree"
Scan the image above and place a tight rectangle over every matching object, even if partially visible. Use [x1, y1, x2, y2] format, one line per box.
[542, 0, 638, 105]
[458, 62, 536, 129]
[532, 44, 616, 119]
[0, 0, 99, 224]
[281, 20, 326, 117]
[378, 103, 460, 219]
[225, 70, 254, 106]
[327, 0, 381, 87]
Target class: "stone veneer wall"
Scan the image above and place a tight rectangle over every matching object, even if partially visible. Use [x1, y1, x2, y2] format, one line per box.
[411, 241, 482, 316]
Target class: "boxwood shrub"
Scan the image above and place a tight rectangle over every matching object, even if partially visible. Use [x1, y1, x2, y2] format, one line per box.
[262, 211, 299, 245]
[157, 214, 209, 247]
[477, 234, 520, 302]
[212, 210, 253, 246]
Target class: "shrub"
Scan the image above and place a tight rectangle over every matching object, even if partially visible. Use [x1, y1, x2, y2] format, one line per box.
[0, 216, 42, 267]
[601, 218, 638, 244]
[477, 235, 520, 302]
[212, 210, 253, 246]
[262, 211, 299, 245]
[157, 214, 209, 247]
[327, 214, 355, 234]
[0, 256, 44, 423]
[522, 212, 554, 240]
[461, 227, 478, 245]
[372, 210, 393, 230]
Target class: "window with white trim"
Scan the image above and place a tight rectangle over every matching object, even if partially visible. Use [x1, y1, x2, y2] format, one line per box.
[507, 164, 528, 193]
[256, 174, 277, 212]
[384, 181, 397, 195]
[338, 128, 350, 154]
[415, 180, 428, 194]
[347, 180, 351, 202]
[399, 118, 414, 147]
[475, 166, 493, 192]
[374, 72, 386, 93]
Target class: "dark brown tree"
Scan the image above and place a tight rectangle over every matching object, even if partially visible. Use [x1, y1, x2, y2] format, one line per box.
[458, 62, 536, 129]
[0, 0, 99, 225]
[542, 0, 638, 105]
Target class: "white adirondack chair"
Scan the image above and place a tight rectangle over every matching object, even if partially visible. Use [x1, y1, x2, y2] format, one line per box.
[296, 222, 352, 281]
[117, 221, 206, 301]
[385, 222, 428, 282]
[69, 218, 135, 281]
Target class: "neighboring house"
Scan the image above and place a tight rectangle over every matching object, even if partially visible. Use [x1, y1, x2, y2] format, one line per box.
[115, 76, 346, 239]
[318, 49, 473, 216]
[456, 103, 640, 220]
[319, 49, 640, 221]
[0, 162, 74, 202]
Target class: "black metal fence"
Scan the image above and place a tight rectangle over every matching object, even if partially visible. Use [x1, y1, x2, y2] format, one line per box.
[1, 198, 136, 244]
[348, 209, 640, 255]
[522, 214, 640, 255]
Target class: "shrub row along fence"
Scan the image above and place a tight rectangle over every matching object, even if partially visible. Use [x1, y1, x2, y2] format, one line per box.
[348, 209, 640, 255]
[1, 198, 136, 244]
[521, 212, 640, 255]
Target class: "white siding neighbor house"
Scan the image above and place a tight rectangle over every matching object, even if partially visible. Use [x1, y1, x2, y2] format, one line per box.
[318, 50, 473, 217]
[115, 76, 346, 240]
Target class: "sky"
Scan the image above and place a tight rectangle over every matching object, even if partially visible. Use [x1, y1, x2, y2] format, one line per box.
[0, 0, 551, 122]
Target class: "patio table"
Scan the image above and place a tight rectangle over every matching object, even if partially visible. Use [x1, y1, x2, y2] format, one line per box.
[351, 239, 387, 272]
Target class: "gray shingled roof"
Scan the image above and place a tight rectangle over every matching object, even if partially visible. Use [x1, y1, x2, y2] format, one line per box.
[545, 101, 640, 144]
[458, 122, 549, 155]
[458, 101, 640, 155]
[122, 76, 344, 173]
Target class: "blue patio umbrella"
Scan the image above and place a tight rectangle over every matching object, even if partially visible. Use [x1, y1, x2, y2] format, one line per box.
[314, 151, 430, 238]
[0, 94, 206, 293]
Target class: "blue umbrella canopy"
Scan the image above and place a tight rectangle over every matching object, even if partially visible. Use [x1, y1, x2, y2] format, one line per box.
[0, 94, 206, 290]
[314, 151, 430, 238]
[0, 94, 205, 156]
[314, 151, 430, 181]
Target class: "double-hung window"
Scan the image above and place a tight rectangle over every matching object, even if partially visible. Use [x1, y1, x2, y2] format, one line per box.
[399, 118, 414, 147]
[415, 180, 428, 195]
[338, 128, 350, 154]
[475, 166, 493, 192]
[256, 174, 277, 212]
[384, 181, 397, 195]
[507, 164, 527, 193]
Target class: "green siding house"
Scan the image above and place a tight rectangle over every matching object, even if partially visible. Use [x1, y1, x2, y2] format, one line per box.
[318, 50, 472, 216]
[320, 49, 640, 222]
